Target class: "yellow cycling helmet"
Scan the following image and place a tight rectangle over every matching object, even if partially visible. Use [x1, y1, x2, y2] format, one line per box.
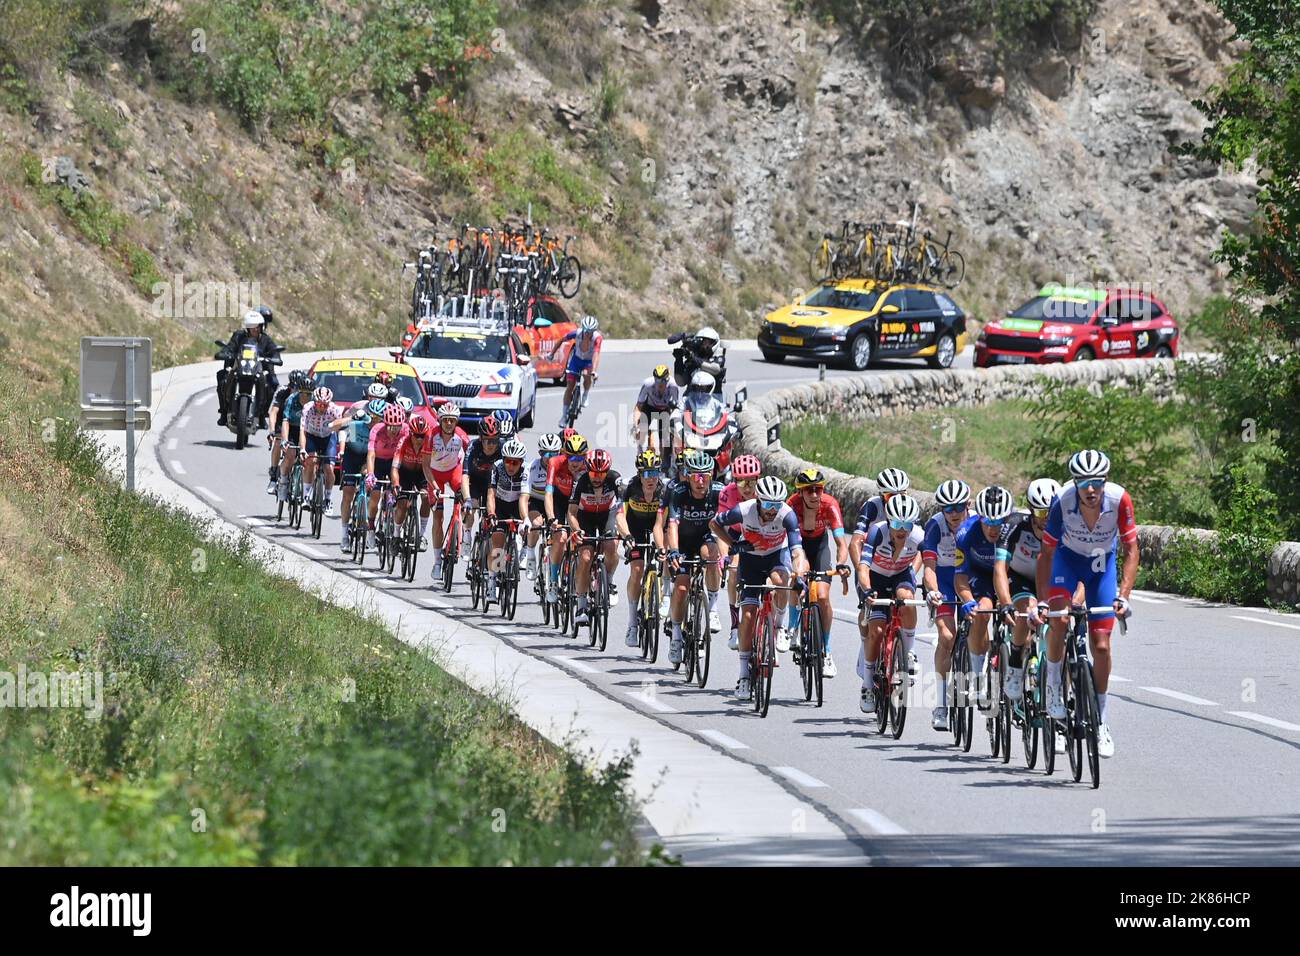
[652, 363, 670, 381]
[635, 449, 662, 472]
[564, 433, 589, 456]
[794, 466, 826, 489]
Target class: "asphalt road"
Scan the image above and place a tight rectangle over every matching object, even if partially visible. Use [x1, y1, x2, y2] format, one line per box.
[164, 342, 1300, 864]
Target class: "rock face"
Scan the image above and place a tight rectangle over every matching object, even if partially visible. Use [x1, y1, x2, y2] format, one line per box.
[479, 0, 1251, 330]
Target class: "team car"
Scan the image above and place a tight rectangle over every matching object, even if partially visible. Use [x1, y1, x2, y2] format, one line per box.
[391, 302, 538, 430]
[401, 293, 578, 385]
[974, 285, 1181, 367]
[760, 279, 969, 370]
[306, 357, 432, 411]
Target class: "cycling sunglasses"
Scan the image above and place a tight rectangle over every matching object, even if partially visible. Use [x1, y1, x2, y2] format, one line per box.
[736, 478, 756, 489]
[941, 504, 967, 514]
[758, 500, 781, 511]
[888, 519, 914, 531]
[1077, 478, 1106, 490]
[1032, 507, 1050, 520]
[640, 470, 662, 479]
[801, 485, 825, 495]
[983, 517, 1006, 528]
[566, 454, 586, 463]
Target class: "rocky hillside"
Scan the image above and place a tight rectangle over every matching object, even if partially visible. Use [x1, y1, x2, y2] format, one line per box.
[0, 0, 1253, 389]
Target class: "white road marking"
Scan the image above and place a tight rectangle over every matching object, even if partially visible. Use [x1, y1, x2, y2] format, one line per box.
[420, 596, 451, 609]
[1132, 589, 1171, 602]
[1139, 686, 1219, 707]
[295, 544, 327, 559]
[772, 766, 828, 789]
[1129, 593, 1167, 605]
[241, 516, 265, 527]
[625, 690, 678, 713]
[194, 393, 213, 406]
[171, 460, 186, 475]
[194, 485, 222, 502]
[551, 655, 598, 674]
[1227, 711, 1300, 733]
[166, 437, 178, 450]
[847, 808, 909, 835]
[176, 415, 191, 428]
[1233, 615, 1300, 632]
[699, 729, 749, 750]
[1108, 675, 1132, 683]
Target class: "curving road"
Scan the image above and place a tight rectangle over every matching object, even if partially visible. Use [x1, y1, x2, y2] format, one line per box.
[160, 341, 1300, 865]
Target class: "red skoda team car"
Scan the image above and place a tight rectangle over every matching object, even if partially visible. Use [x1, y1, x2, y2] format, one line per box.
[974, 285, 1181, 367]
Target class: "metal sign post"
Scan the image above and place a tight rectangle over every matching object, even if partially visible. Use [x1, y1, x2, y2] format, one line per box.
[80, 337, 152, 491]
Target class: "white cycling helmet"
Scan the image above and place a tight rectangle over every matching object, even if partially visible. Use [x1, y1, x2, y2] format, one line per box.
[396, 396, 414, 412]
[689, 370, 716, 392]
[438, 402, 461, 420]
[365, 382, 389, 400]
[242, 309, 264, 328]
[1068, 449, 1111, 481]
[580, 315, 599, 333]
[1026, 478, 1063, 511]
[538, 432, 563, 454]
[503, 438, 527, 460]
[876, 467, 910, 494]
[934, 479, 971, 507]
[696, 326, 720, 346]
[974, 485, 1015, 522]
[884, 493, 921, 524]
[755, 475, 787, 504]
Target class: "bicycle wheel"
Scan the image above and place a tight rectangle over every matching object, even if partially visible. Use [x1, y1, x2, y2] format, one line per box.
[310, 478, 323, 539]
[758, 612, 775, 719]
[799, 609, 815, 702]
[558, 255, 582, 298]
[810, 614, 824, 708]
[596, 570, 609, 653]
[1041, 663, 1057, 775]
[469, 539, 484, 608]
[404, 511, 419, 583]
[1080, 662, 1101, 789]
[809, 243, 829, 282]
[587, 566, 601, 648]
[1065, 663, 1083, 783]
[997, 647, 1012, 764]
[874, 638, 890, 736]
[645, 572, 661, 664]
[384, 512, 398, 574]
[938, 250, 965, 289]
[988, 651, 1001, 758]
[1021, 659, 1039, 770]
[693, 587, 710, 689]
[890, 630, 908, 740]
[442, 530, 457, 593]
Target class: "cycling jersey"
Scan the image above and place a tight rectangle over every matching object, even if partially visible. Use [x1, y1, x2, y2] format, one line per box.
[786, 492, 845, 540]
[393, 432, 434, 470]
[715, 500, 802, 557]
[570, 470, 622, 515]
[527, 457, 551, 496]
[667, 480, 724, 529]
[489, 459, 526, 505]
[342, 415, 374, 454]
[921, 512, 963, 569]
[622, 477, 664, 536]
[955, 514, 1001, 577]
[852, 495, 888, 536]
[545, 455, 585, 497]
[426, 428, 469, 471]
[860, 521, 924, 577]
[300, 402, 343, 438]
[636, 378, 679, 412]
[368, 425, 404, 461]
[281, 392, 307, 428]
[718, 481, 746, 512]
[271, 386, 293, 410]
[465, 438, 500, 485]
[562, 330, 603, 363]
[1042, 481, 1137, 558]
[996, 511, 1042, 581]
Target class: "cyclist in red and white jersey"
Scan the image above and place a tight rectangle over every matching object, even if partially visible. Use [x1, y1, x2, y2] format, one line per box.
[786, 467, 849, 679]
[426, 403, 470, 580]
[1031, 449, 1138, 758]
[719, 454, 762, 650]
[391, 413, 437, 555]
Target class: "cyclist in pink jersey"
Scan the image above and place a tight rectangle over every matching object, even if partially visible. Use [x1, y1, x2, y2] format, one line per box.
[364, 404, 407, 548]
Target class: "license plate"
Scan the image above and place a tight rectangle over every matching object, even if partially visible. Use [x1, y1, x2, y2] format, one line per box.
[777, 336, 803, 347]
[998, 354, 1027, 364]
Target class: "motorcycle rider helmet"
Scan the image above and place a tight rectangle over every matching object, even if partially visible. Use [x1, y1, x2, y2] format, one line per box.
[242, 310, 264, 329]
[688, 370, 716, 394]
[256, 305, 274, 325]
[695, 326, 720, 350]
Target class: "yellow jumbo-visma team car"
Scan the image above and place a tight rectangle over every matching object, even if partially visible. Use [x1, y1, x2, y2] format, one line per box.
[759, 279, 969, 370]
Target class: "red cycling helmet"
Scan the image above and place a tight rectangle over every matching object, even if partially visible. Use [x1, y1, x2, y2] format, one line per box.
[587, 448, 613, 474]
[732, 455, 762, 480]
[479, 416, 500, 439]
[383, 406, 405, 427]
[408, 415, 430, 435]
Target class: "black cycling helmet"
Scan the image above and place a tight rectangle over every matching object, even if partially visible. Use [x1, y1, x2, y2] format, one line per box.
[288, 369, 310, 390]
[257, 305, 274, 325]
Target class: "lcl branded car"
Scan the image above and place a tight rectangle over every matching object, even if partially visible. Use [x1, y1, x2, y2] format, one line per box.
[759, 279, 969, 370]
[974, 285, 1181, 366]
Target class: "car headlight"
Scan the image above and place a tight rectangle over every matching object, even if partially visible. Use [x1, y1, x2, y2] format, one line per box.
[479, 382, 514, 397]
[1040, 337, 1073, 347]
[815, 328, 847, 341]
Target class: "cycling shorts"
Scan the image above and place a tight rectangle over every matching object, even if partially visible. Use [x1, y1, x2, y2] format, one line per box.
[1049, 547, 1118, 629]
[738, 548, 791, 606]
[864, 569, 917, 621]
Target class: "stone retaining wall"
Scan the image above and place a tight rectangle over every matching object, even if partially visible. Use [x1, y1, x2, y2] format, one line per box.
[735, 358, 1298, 606]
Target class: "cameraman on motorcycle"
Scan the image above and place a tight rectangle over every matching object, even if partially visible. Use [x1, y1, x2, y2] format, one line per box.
[216, 309, 281, 429]
[667, 325, 725, 393]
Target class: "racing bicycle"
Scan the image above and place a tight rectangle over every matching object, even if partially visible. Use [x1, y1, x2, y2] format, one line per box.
[436, 490, 464, 593]
[743, 581, 802, 718]
[492, 518, 523, 620]
[671, 555, 712, 687]
[397, 489, 423, 582]
[865, 596, 928, 739]
[794, 568, 849, 707]
[305, 452, 334, 540]
[1043, 605, 1122, 789]
[579, 531, 619, 652]
[277, 443, 305, 530]
[636, 545, 665, 664]
[344, 474, 369, 564]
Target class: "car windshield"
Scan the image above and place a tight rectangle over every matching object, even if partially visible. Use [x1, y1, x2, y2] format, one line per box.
[685, 392, 726, 429]
[408, 331, 511, 364]
[1009, 295, 1100, 325]
[311, 372, 426, 407]
[802, 286, 882, 313]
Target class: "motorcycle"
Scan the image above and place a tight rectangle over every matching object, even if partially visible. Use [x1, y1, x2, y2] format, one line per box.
[215, 337, 282, 449]
[671, 386, 742, 483]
